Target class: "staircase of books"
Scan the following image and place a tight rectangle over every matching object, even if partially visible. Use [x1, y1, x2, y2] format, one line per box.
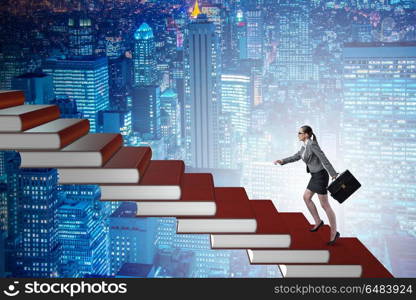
[0, 90, 394, 278]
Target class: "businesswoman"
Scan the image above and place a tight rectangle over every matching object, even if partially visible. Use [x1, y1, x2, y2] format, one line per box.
[273, 125, 340, 245]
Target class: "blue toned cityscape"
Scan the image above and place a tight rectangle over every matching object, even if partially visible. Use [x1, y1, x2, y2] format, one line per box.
[0, 0, 415, 278]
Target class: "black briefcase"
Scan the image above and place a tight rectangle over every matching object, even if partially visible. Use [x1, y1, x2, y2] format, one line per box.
[327, 169, 361, 203]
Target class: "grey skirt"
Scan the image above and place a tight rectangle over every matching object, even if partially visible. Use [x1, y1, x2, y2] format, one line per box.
[307, 168, 329, 195]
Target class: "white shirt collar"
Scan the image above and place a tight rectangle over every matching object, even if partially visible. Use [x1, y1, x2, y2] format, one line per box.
[303, 138, 311, 146]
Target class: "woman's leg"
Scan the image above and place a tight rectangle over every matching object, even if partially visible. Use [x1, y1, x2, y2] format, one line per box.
[303, 189, 321, 228]
[317, 193, 337, 240]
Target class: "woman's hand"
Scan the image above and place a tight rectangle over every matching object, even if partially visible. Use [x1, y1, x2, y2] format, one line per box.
[331, 173, 339, 180]
[274, 160, 283, 165]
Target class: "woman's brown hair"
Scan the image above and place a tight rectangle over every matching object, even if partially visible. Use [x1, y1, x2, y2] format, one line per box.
[301, 125, 318, 143]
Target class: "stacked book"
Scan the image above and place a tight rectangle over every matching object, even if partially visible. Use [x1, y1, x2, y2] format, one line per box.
[0, 90, 394, 278]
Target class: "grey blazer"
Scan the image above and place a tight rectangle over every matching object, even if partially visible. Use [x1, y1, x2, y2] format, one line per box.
[281, 139, 337, 178]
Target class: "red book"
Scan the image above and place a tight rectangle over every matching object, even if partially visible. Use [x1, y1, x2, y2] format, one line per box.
[99, 160, 185, 200]
[57, 146, 152, 184]
[336, 237, 394, 278]
[136, 173, 216, 216]
[0, 90, 25, 109]
[251, 200, 289, 234]
[210, 200, 292, 249]
[0, 104, 60, 131]
[0, 118, 89, 150]
[18, 133, 123, 168]
[248, 213, 363, 278]
[176, 187, 257, 233]
[278, 213, 329, 249]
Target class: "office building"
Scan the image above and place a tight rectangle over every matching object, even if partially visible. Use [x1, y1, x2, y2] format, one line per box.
[68, 13, 94, 57]
[133, 22, 157, 86]
[184, 14, 221, 168]
[11, 72, 55, 104]
[43, 56, 109, 132]
[341, 42, 416, 266]
[131, 85, 161, 140]
[109, 202, 157, 276]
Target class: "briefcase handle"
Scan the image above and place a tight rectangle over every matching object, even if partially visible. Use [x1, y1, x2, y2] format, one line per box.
[327, 172, 347, 193]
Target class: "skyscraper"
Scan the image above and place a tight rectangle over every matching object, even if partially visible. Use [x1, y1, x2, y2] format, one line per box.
[200, 3, 229, 67]
[131, 22, 161, 140]
[0, 152, 7, 232]
[246, 10, 263, 60]
[68, 13, 94, 57]
[43, 56, 109, 132]
[160, 88, 180, 140]
[101, 110, 132, 139]
[220, 72, 251, 168]
[231, 9, 248, 62]
[240, 59, 263, 106]
[341, 42, 416, 269]
[185, 13, 221, 168]
[9, 168, 60, 278]
[276, 0, 317, 82]
[0, 45, 31, 90]
[131, 85, 161, 140]
[109, 202, 157, 276]
[57, 197, 109, 277]
[11, 72, 55, 105]
[133, 23, 157, 86]
[0, 230, 6, 277]
[108, 56, 130, 111]
[220, 72, 251, 136]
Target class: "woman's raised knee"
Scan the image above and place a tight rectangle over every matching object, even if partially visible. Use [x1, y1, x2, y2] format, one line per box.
[303, 194, 312, 202]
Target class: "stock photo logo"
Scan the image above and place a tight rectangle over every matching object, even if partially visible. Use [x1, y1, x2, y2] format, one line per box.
[2, 281, 128, 297]
[3, 281, 20, 297]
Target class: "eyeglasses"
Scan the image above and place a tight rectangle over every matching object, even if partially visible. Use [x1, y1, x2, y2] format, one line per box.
[298, 132, 305, 135]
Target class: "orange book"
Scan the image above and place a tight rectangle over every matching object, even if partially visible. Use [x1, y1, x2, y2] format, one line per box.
[210, 200, 291, 249]
[0, 104, 60, 131]
[57, 147, 152, 184]
[177, 187, 257, 233]
[0, 119, 89, 149]
[0, 90, 25, 109]
[99, 160, 185, 200]
[18, 133, 122, 168]
[136, 173, 216, 216]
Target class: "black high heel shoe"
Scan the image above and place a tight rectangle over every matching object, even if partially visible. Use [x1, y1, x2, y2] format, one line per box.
[327, 231, 340, 246]
[309, 220, 324, 232]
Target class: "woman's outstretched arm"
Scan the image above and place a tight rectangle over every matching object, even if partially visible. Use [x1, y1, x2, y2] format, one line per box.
[281, 149, 302, 165]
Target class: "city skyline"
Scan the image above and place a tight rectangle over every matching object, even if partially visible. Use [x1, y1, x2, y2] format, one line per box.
[0, 0, 415, 278]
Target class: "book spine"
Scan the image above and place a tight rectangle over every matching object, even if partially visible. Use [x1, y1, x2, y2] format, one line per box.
[20, 105, 61, 131]
[100, 134, 123, 165]
[136, 147, 152, 178]
[57, 119, 90, 148]
[0, 91, 25, 109]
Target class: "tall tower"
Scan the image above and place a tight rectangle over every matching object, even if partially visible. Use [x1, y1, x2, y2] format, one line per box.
[57, 185, 109, 277]
[232, 9, 248, 62]
[68, 13, 94, 57]
[246, 10, 264, 60]
[8, 168, 60, 278]
[133, 22, 157, 86]
[191, 0, 201, 19]
[341, 42, 416, 250]
[132, 22, 161, 140]
[185, 13, 221, 168]
[276, 0, 316, 82]
[131, 85, 161, 140]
